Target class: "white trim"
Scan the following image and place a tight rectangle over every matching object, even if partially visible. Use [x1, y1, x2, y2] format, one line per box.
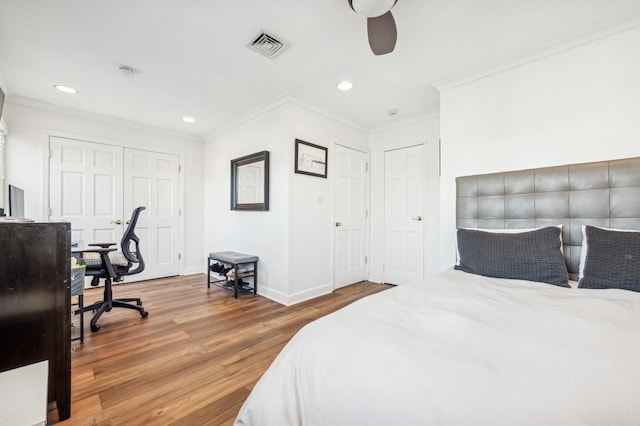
[183, 266, 205, 275]
[369, 111, 439, 134]
[257, 282, 333, 306]
[287, 93, 368, 133]
[8, 96, 203, 142]
[204, 92, 368, 140]
[286, 282, 333, 305]
[333, 138, 369, 154]
[431, 13, 640, 92]
[257, 286, 289, 306]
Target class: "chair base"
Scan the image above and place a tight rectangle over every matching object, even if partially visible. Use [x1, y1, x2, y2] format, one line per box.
[77, 295, 148, 333]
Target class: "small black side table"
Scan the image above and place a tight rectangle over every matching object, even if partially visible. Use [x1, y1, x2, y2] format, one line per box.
[208, 251, 258, 298]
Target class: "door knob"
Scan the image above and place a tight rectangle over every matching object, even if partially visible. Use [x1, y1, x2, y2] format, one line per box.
[411, 216, 423, 221]
[335, 222, 342, 227]
[111, 219, 123, 225]
[126, 219, 131, 225]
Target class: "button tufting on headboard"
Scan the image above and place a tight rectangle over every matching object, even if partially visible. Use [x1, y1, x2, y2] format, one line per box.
[456, 157, 640, 280]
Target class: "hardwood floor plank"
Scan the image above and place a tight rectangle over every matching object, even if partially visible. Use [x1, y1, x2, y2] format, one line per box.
[47, 275, 392, 424]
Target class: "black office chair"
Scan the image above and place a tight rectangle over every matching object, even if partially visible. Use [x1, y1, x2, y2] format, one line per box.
[80, 206, 148, 332]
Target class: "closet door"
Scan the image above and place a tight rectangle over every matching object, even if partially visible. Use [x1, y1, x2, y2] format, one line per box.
[123, 148, 181, 281]
[49, 136, 182, 282]
[384, 144, 425, 284]
[49, 136, 124, 245]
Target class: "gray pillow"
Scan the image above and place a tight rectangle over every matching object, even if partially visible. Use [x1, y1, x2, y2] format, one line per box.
[578, 225, 640, 291]
[455, 227, 569, 287]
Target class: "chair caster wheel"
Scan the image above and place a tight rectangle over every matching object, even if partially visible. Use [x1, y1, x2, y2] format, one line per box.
[140, 310, 148, 318]
[90, 323, 101, 332]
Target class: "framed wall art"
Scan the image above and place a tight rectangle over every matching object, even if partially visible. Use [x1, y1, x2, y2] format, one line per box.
[294, 139, 327, 178]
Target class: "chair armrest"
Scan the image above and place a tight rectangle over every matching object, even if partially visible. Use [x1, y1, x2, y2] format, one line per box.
[88, 243, 117, 248]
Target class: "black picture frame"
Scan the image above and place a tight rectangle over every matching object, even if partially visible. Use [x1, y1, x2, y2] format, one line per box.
[294, 139, 327, 178]
[230, 151, 270, 211]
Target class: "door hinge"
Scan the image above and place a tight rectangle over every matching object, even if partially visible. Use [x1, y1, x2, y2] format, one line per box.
[365, 162, 369, 172]
[365, 209, 368, 218]
[365, 256, 368, 264]
[48, 149, 52, 158]
[179, 209, 182, 216]
[178, 253, 182, 260]
[178, 165, 181, 173]
[48, 207, 52, 217]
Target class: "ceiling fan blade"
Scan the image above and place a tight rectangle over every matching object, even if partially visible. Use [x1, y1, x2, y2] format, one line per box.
[367, 11, 397, 55]
[347, 0, 354, 12]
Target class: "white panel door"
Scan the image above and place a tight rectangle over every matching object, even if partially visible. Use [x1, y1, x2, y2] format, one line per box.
[49, 136, 124, 245]
[384, 145, 424, 284]
[334, 145, 368, 289]
[123, 148, 181, 281]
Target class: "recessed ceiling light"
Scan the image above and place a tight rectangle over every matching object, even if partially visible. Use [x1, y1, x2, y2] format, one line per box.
[337, 81, 354, 91]
[387, 108, 399, 116]
[54, 85, 78, 94]
[182, 116, 196, 123]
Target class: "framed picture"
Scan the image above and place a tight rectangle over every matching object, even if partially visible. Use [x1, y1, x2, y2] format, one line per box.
[294, 139, 328, 178]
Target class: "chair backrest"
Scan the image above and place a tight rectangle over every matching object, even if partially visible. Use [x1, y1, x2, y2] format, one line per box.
[120, 206, 146, 276]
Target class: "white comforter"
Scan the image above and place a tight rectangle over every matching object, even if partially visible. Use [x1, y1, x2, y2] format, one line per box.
[235, 270, 640, 425]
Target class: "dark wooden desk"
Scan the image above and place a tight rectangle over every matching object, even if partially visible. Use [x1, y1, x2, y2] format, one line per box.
[0, 222, 71, 421]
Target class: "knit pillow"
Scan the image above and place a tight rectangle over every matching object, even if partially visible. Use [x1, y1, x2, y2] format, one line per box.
[455, 227, 569, 287]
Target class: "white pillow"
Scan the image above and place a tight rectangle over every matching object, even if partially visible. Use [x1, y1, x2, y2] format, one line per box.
[578, 225, 640, 280]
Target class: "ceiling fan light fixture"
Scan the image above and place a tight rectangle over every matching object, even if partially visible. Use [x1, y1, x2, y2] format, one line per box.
[337, 81, 354, 91]
[182, 116, 196, 123]
[351, 0, 397, 17]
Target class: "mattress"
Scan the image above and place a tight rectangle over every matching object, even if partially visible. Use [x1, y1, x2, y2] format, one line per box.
[235, 269, 640, 425]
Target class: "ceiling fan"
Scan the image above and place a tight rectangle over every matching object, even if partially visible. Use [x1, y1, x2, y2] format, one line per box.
[347, 0, 398, 55]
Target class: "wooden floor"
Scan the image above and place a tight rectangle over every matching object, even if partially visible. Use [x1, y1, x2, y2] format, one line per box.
[48, 274, 392, 425]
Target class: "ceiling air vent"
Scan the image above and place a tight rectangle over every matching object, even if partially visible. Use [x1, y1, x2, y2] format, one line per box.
[247, 31, 288, 59]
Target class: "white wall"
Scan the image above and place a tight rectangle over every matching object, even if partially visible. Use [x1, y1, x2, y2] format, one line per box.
[288, 102, 369, 303]
[204, 103, 292, 302]
[3, 100, 205, 275]
[369, 115, 441, 283]
[204, 98, 369, 305]
[439, 26, 640, 270]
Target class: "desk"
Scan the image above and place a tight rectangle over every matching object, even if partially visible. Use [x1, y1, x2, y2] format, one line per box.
[0, 222, 71, 421]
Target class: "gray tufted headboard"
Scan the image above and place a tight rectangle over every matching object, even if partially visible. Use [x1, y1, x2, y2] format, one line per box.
[456, 157, 640, 280]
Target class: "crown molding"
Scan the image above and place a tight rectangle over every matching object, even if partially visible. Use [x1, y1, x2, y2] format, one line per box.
[431, 12, 640, 92]
[204, 92, 369, 141]
[203, 93, 291, 140]
[369, 110, 439, 134]
[6, 96, 204, 142]
[286, 93, 369, 134]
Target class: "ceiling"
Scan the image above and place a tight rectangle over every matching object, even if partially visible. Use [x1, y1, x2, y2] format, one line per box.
[1, 0, 639, 138]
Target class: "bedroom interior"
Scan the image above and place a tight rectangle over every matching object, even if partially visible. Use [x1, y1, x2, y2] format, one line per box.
[1, 0, 640, 424]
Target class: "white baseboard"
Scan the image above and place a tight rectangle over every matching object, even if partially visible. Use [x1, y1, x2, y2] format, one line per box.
[183, 265, 205, 275]
[258, 282, 333, 306]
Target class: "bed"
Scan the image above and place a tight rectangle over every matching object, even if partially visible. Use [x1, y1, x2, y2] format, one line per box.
[235, 157, 640, 425]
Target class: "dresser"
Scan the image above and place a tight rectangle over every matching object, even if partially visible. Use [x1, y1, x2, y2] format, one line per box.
[0, 222, 71, 420]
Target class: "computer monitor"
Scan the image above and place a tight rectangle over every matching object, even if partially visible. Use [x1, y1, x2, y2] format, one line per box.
[8, 185, 25, 218]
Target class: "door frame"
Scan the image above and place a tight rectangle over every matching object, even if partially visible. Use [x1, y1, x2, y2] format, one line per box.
[331, 140, 371, 289]
[42, 130, 186, 276]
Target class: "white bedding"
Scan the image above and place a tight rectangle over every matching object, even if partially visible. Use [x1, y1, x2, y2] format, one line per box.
[235, 270, 640, 425]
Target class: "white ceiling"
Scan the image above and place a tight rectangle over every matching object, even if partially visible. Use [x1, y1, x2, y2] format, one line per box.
[1, 0, 639, 137]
